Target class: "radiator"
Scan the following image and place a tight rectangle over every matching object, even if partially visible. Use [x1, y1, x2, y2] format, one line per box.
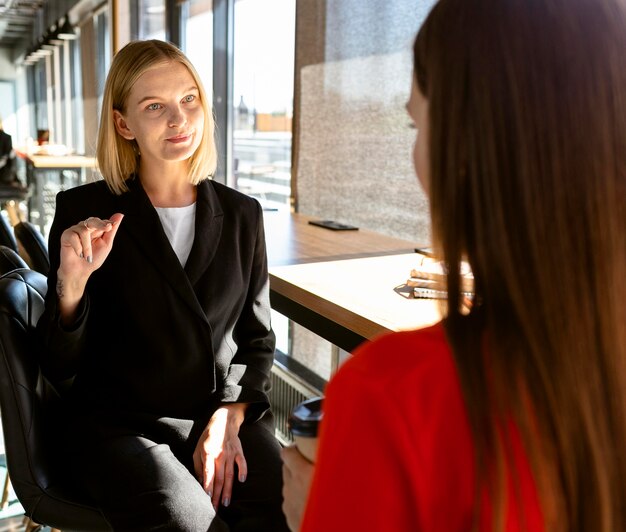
[270, 361, 323, 445]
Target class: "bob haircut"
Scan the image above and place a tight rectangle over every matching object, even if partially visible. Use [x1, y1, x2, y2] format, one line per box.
[96, 40, 217, 195]
[415, 0, 626, 529]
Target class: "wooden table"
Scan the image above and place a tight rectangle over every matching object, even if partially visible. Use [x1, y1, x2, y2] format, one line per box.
[16, 152, 97, 234]
[20, 154, 97, 170]
[263, 211, 441, 352]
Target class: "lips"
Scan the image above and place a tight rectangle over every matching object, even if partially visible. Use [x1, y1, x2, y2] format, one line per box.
[166, 132, 193, 143]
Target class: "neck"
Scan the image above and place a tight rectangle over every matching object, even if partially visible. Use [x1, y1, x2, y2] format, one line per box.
[139, 158, 196, 207]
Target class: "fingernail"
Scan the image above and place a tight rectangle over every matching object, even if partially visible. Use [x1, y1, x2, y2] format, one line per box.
[87, 256, 93, 264]
[207, 491, 212, 498]
[223, 498, 230, 507]
[79, 252, 84, 259]
[239, 474, 246, 483]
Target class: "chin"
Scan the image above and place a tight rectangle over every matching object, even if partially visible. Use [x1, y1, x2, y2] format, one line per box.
[166, 146, 199, 162]
[179, 139, 201, 160]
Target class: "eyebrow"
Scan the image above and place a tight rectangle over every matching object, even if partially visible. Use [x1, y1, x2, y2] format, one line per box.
[136, 86, 199, 105]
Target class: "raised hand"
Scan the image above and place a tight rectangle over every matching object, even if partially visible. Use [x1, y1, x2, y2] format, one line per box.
[57, 213, 124, 324]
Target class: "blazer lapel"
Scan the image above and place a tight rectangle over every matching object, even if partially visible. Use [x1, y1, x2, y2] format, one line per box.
[115, 177, 210, 324]
[184, 179, 224, 286]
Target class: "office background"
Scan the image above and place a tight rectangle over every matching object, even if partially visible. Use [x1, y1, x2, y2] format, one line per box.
[0, 0, 434, 383]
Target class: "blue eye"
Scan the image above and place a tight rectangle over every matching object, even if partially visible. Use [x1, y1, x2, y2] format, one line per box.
[147, 103, 162, 111]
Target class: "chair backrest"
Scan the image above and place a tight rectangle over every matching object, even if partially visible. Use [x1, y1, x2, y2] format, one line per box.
[0, 269, 109, 530]
[0, 213, 17, 252]
[0, 245, 28, 275]
[14, 221, 50, 276]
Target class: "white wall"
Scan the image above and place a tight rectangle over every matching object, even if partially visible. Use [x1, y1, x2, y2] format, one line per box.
[0, 47, 17, 138]
[14, 65, 31, 144]
[0, 48, 27, 144]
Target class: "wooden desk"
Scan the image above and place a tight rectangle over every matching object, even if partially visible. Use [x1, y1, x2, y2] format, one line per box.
[22, 154, 97, 170]
[16, 152, 97, 234]
[264, 210, 420, 266]
[263, 211, 441, 352]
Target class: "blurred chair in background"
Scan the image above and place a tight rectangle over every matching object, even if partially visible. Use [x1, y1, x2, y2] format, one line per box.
[0, 215, 17, 253]
[13, 222, 49, 276]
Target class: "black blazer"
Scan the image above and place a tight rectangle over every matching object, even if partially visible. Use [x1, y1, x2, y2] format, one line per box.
[38, 177, 275, 421]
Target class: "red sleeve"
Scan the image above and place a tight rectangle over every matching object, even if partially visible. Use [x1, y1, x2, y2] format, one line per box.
[300, 349, 423, 531]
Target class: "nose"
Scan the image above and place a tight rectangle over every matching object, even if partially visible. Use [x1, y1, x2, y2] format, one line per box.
[168, 105, 187, 128]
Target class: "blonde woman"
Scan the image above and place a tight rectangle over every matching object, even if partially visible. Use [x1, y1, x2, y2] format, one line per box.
[38, 40, 288, 531]
[282, 0, 626, 530]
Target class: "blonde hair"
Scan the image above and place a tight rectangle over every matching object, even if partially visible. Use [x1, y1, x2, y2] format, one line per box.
[96, 40, 217, 194]
[415, 0, 626, 529]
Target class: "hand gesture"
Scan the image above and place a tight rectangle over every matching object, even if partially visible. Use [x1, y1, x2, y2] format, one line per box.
[59, 213, 124, 282]
[56, 213, 123, 324]
[193, 404, 248, 509]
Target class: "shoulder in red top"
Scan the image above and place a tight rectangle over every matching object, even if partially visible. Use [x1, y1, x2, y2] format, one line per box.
[301, 322, 543, 532]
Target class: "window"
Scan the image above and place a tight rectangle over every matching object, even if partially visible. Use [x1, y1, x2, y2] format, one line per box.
[232, 0, 295, 211]
[69, 38, 84, 154]
[94, 7, 111, 113]
[33, 60, 47, 141]
[139, 0, 167, 40]
[183, 0, 213, 97]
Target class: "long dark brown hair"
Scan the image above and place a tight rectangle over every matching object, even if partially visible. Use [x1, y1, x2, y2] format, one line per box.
[414, 0, 626, 529]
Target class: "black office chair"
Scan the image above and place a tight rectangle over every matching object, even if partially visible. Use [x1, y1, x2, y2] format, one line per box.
[0, 268, 110, 531]
[0, 245, 28, 275]
[0, 213, 17, 252]
[13, 221, 50, 276]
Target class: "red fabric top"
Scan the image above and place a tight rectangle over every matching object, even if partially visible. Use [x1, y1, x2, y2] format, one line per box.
[301, 322, 544, 531]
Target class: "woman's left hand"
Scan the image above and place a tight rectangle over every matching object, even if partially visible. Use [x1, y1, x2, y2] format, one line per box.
[281, 445, 315, 532]
[193, 403, 248, 509]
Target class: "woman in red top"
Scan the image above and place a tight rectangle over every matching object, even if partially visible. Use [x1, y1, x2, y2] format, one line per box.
[282, 0, 626, 530]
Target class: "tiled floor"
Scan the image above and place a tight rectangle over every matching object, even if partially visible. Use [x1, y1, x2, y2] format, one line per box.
[0, 501, 53, 532]
[0, 468, 27, 531]
[0, 516, 26, 532]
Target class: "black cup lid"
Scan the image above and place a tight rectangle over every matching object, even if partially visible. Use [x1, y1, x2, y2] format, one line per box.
[288, 396, 324, 437]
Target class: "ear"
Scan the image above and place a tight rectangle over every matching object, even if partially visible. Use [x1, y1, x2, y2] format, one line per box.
[113, 110, 135, 140]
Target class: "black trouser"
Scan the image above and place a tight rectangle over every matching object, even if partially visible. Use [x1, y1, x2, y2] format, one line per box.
[68, 412, 289, 532]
